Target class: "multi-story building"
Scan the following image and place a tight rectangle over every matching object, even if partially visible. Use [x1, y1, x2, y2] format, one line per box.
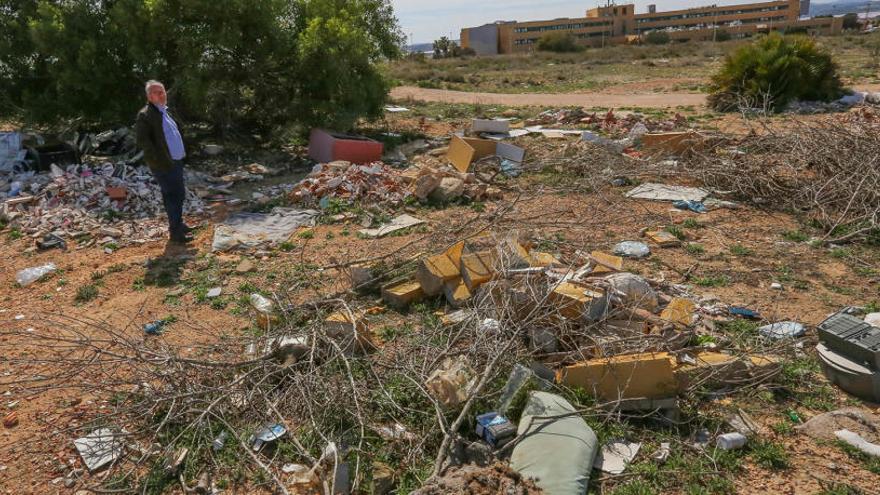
[460, 0, 843, 55]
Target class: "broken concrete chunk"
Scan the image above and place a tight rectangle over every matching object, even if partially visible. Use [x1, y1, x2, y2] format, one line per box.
[529, 251, 560, 267]
[558, 352, 678, 400]
[594, 441, 641, 474]
[645, 230, 681, 247]
[497, 237, 532, 269]
[606, 273, 659, 312]
[472, 119, 511, 134]
[549, 281, 608, 321]
[426, 356, 476, 409]
[460, 251, 496, 291]
[590, 251, 623, 274]
[417, 252, 461, 296]
[381, 280, 425, 309]
[428, 177, 465, 203]
[324, 311, 376, 355]
[443, 276, 472, 308]
[660, 298, 696, 326]
[413, 173, 442, 201]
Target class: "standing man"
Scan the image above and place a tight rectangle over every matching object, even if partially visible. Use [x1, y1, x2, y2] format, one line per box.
[136, 80, 192, 243]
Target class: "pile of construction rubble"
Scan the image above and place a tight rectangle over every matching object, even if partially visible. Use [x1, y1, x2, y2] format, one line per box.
[526, 108, 689, 138]
[1, 162, 207, 246]
[289, 159, 502, 207]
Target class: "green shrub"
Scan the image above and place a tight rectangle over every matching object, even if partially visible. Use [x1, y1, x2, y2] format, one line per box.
[0, 0, 402, 132]
[708, 33, 844, 112]
[645, 31, 671, 45]
[537, 32, 581, 53]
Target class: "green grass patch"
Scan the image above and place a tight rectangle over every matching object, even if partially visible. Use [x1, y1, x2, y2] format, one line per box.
[729, 244, 753, 256]
[75, 284, 99, 303]
[782, 230, 809, 242]
[686, 243, 705, 255]
[694, 274, 730, 287]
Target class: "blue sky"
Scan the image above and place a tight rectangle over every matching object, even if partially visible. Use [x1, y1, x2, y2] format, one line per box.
[392, 0, 794, 43]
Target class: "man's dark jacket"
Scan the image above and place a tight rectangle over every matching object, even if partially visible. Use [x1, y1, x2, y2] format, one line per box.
[135, 103, 181, 173]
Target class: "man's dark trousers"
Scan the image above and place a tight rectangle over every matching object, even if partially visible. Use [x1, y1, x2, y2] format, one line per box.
[152, 160, 186, 237]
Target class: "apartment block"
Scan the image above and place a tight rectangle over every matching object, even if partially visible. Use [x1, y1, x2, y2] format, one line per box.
[461, 0, 842, 55]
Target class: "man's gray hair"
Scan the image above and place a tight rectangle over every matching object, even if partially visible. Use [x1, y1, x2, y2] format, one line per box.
[145, 80, 164, 95]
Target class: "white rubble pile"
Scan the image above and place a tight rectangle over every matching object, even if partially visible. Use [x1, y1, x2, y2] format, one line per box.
[1, 162, 207, 245]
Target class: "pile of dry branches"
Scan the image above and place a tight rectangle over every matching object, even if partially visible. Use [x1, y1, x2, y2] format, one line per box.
[683, 113, 880, 245]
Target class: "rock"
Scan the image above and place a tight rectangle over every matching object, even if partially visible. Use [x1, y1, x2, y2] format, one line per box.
[236, 259, 256, 274]
[606, 272, 659, 311]
[206, 287, 222, 298]
[770, 283, 783, 290]
[429, 177, 465, 203]
[202, 144, 224, 156]
[371, 462, 395, 495]
[866, 92, 880, 105]
[413, 174, 442, 202]
[99, 227, 123, 237]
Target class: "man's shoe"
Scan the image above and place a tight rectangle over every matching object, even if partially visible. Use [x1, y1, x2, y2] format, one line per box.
[170, 232, 192, 244]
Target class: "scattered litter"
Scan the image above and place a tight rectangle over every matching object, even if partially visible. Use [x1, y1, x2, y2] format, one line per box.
[625, 183, 709, 202]
[594, 441, 641, 474]
[613, 241, 651, 258]
[758, 321, 805, 339]
[143, 320, 168, 335]
[865, 313, 880, 327]
[729, 306, 761, 319]
[74, 428, 124, 472]
[358, 214, 424, 238]
[652, 442, 671, 463]
[251, 423, 287, 451]
[212, 431, 229, 451]
[211, 208, 318, 251]
[475, 412, 516, 448]
[384, 105, 410, 113]
[511, 392, 598, 494]
[770, 283, 783, 290]
[672, 200, 707, 213]
[15, 263, 57, 286]
[716, 432, 747, 450]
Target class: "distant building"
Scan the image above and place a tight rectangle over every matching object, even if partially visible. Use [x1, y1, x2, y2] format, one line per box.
[461, 0, 843, 54]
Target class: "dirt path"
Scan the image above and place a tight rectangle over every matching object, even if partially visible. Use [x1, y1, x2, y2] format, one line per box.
[391, 86, 708, 108]
[390, 84, 880, 109]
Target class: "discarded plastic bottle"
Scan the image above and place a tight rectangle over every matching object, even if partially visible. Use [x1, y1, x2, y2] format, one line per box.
[249, 293, 276, 329]
[716, 432, 747, 450]
[212, 431, 228, 451]
[16, 263, 57, 287]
